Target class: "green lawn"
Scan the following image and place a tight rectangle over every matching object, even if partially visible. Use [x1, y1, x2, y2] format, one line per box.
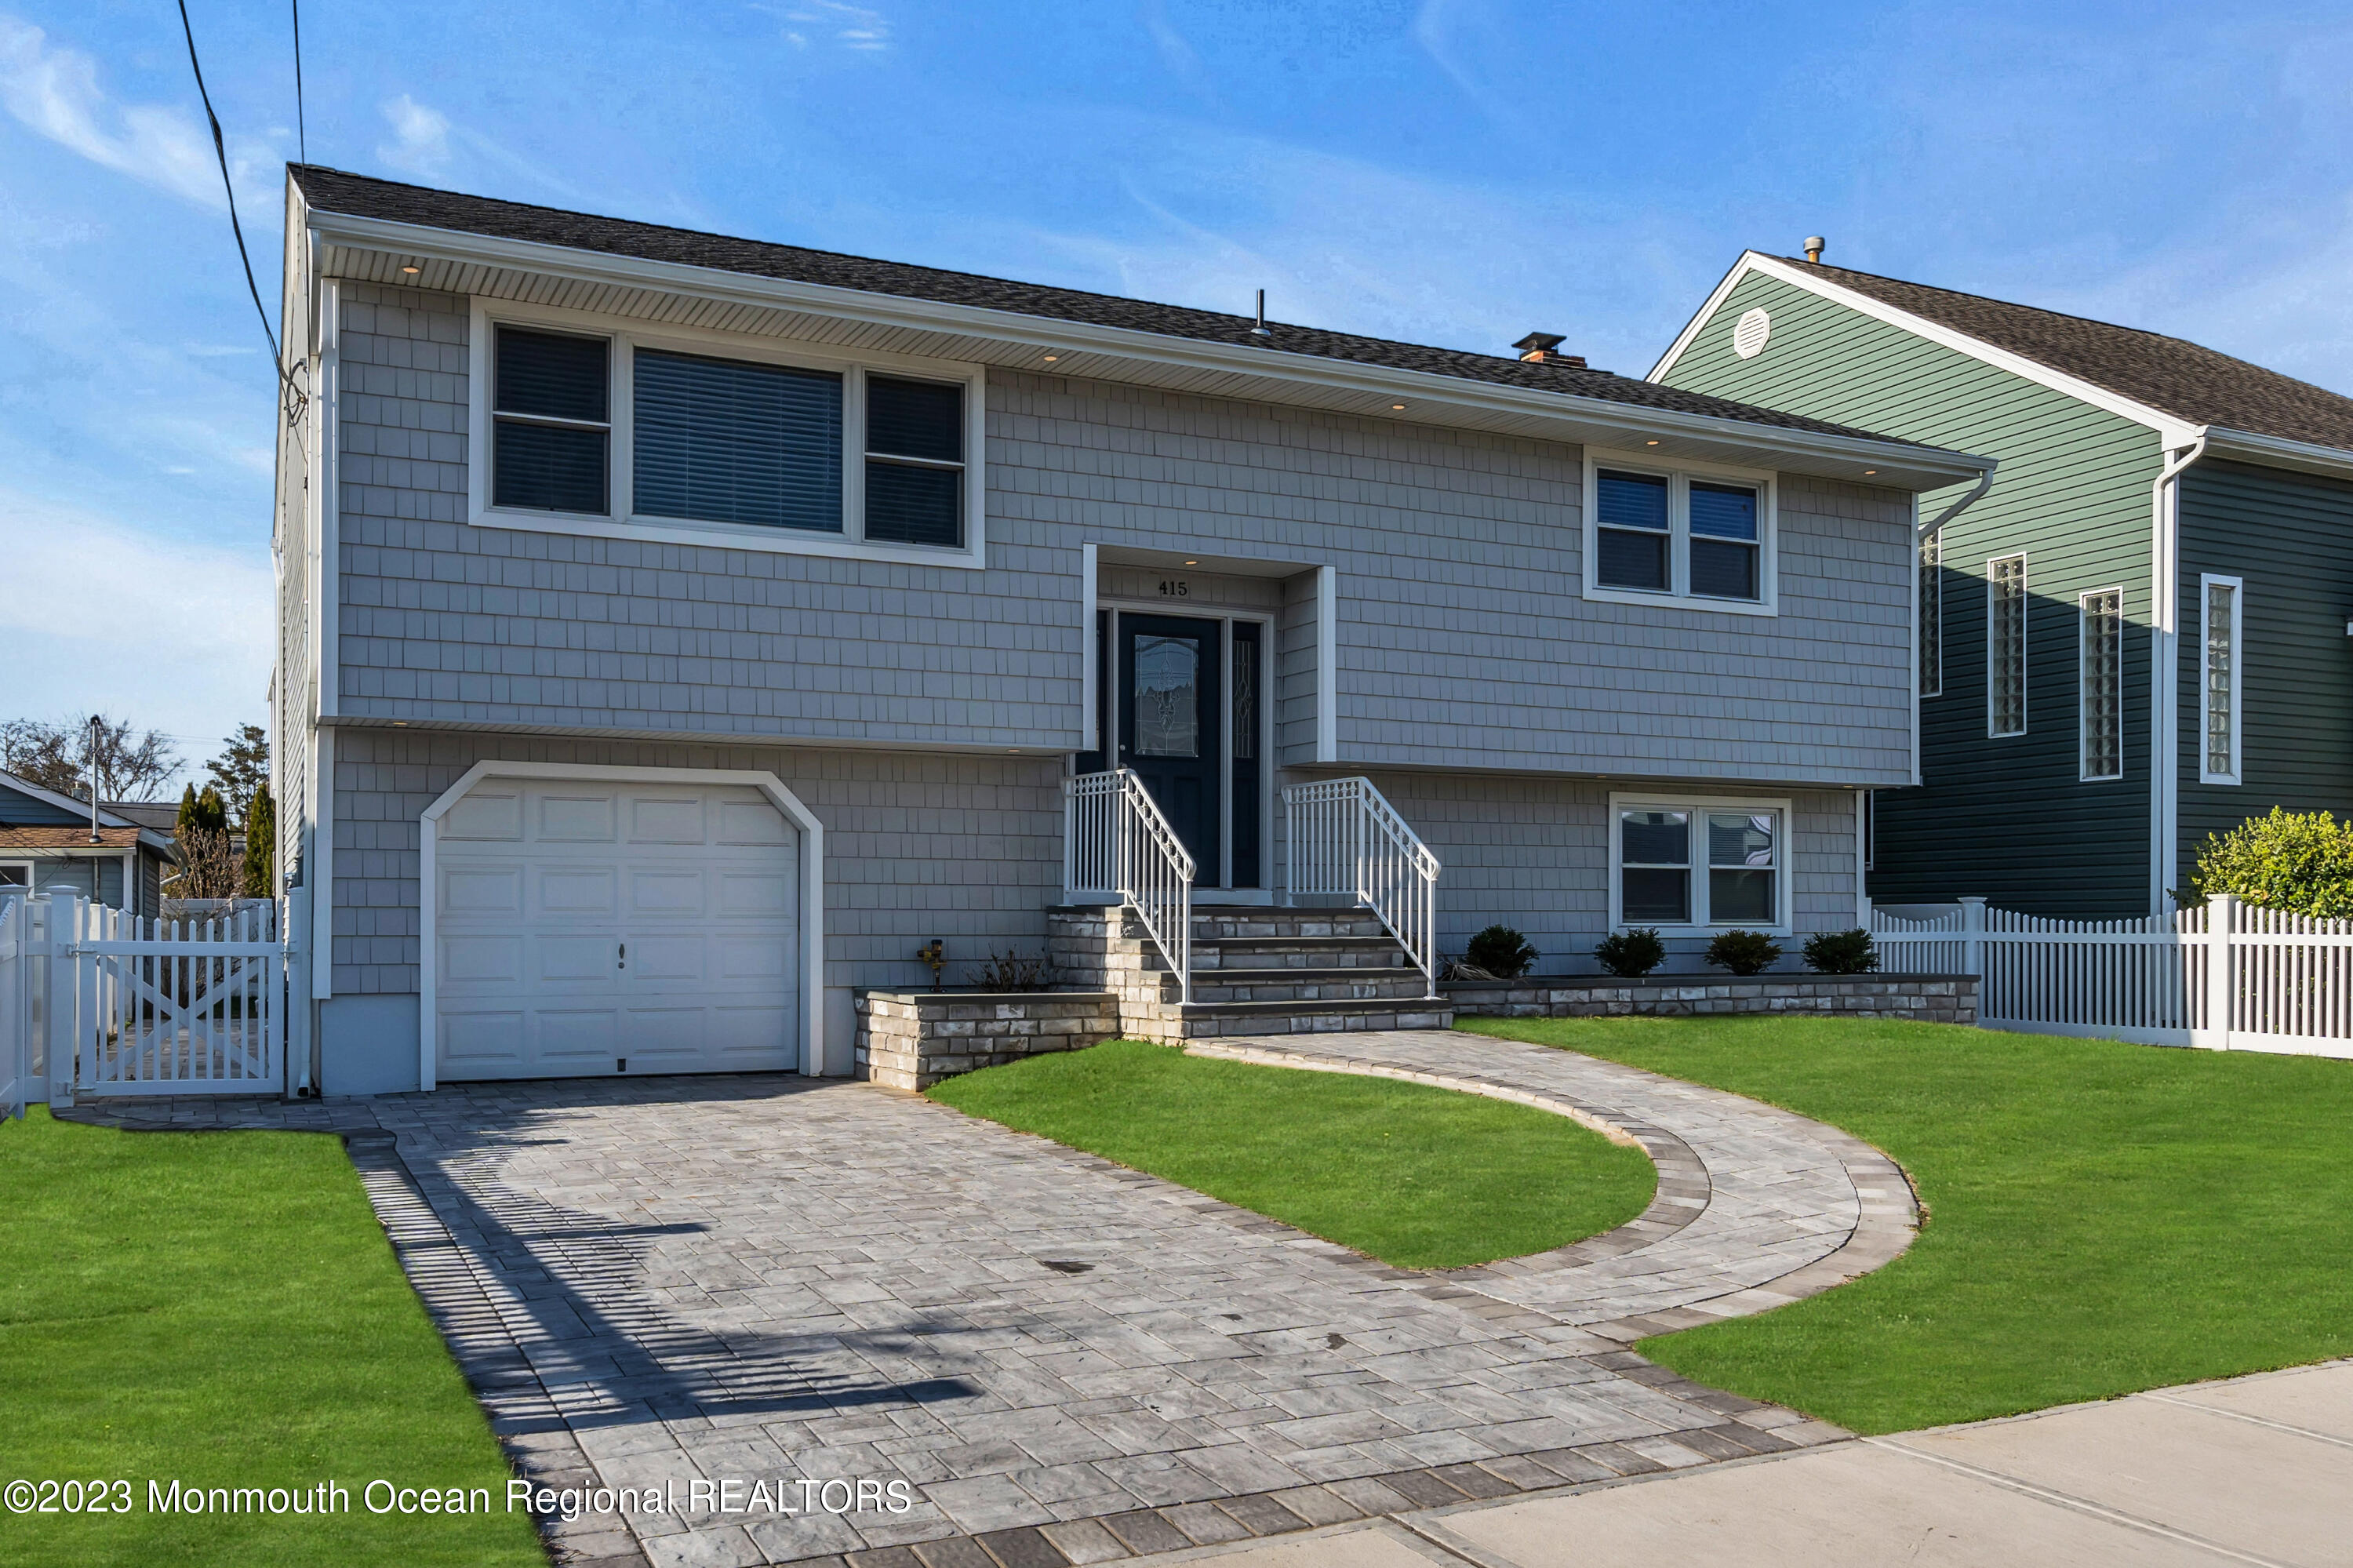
[929, 1039, 1656, 1268]
[0, 1108, 543, 1567]
[1460, 1015, 2353, 1434]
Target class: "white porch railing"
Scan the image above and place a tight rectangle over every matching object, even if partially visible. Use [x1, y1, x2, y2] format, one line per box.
[1065, 770, 1196, 1004]
[1871, 893, 2353, 1056]
[1282, 777, 1442, 998]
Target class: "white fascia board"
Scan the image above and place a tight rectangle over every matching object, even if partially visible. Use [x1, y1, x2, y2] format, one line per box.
[1646, 253, 1754, 383]
[307, 211, 1990, 489]
[1653, 253, 2205, 449]
[2201, 427, 2353, 482]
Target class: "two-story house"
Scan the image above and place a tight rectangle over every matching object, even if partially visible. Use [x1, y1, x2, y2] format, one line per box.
[1652, 249, 2353, 918]
[269, 167, 1988, 1094]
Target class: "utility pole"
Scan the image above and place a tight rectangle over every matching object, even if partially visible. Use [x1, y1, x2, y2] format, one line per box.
[86, 715, 102, 846]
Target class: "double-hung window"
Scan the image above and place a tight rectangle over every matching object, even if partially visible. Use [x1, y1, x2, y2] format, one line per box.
[1585, 453, 1775, 612]
[493, 328, 610, 514]
[2079, 588, 2123, 781]
[475, 308, 983, 564]
[1613, 797, 1787, 931]
[2200, 574, 2242, 784]
[1987, 553, 2027, 737]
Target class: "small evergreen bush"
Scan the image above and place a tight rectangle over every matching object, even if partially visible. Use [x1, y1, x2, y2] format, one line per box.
[1802, 927, 1879, 974]
[2191, 807, 2353, 918]
[1593, 927, 1665, 978]
[1705, 930, 1783, 976]
[1466, 924, 1537, 980]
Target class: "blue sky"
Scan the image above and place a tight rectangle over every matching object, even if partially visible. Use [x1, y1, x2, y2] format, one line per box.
[3, 1, 2350, 787]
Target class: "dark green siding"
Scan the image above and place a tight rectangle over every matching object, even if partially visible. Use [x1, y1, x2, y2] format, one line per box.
[2177, 460, 2353, 882]
[1660, 269, 2162, 915]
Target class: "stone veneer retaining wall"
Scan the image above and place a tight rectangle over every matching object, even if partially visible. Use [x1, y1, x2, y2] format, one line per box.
[1445, 973, 1977, 1024]
[856, 990, 1122, 1090]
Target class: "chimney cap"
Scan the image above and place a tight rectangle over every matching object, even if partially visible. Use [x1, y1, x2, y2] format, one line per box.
[1514, 331, 1566, 356]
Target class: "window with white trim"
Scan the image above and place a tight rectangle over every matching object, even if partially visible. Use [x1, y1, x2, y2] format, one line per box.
[1613, 799, 1787, 930]
[2079, 588, 2123, 781]
[1584, 453, 1776, 613]
[473, 306, 985, 566]
[1919, 531, 1943, 698]
[2201, 574, 2242, 784]
[1988, 553, 2027, 737]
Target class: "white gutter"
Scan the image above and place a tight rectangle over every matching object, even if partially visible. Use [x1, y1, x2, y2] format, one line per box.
[304, 209, 1991, 489]
[2148, 434, 2208, 916]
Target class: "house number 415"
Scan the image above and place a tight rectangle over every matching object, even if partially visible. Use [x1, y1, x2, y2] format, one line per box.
[1158, 580, 1190, 597]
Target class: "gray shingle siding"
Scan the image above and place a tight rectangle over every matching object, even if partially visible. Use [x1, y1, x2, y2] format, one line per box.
[330, 286, 1915, 784]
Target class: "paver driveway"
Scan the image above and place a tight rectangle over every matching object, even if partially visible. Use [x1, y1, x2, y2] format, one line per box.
[75, 1033, 1915, 1566]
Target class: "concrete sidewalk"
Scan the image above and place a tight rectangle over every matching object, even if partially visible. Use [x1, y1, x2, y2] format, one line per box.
[1145, 1361, 2353, 1568]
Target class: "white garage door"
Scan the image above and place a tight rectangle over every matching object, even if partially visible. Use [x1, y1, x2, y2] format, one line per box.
[435, 779, 800, 1080]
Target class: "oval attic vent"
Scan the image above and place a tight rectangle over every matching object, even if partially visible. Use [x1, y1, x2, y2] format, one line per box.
[1733, 307, 1772, 359]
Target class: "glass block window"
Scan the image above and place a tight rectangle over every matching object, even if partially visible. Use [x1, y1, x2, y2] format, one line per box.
[633, 349, 842, 531]
[493, 328, 609, 514]
[1687, 482, 1761, 601]
[1617, 804, 1783, 928]
[1988, 553, 2028, 737]
[2080, 589, 2123, 781]
[1920, 531, 1943, 699]
[864, 376, 964, 547]
[1595, 470, 1671, 591]
[2202, 577, 2240, 784]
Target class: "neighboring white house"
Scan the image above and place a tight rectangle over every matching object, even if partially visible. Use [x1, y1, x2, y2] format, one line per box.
[269, 165, 1991, 1094]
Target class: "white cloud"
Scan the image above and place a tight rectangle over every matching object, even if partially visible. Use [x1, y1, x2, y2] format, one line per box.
[376, 93, 452, 176]
[0, 16, 232, 209]
[0, 489, 273, 750]
[756, 0, 891, 52]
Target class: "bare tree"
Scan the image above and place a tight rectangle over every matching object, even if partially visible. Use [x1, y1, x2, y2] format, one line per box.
[166, 826, 243, 904]
[0, 715, 180, 801]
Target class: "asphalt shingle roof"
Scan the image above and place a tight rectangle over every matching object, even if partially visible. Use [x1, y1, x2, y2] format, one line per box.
[1784, 258, 2353, 453]
[288, 165, 1939, 450]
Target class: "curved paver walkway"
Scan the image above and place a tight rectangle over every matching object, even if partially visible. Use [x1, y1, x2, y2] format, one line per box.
[1195, 1031, 1918, 1341]
[59, 1038, 1915, 1568]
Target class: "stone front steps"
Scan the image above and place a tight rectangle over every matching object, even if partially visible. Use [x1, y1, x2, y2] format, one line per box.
[1049, 904, 1453, 1043]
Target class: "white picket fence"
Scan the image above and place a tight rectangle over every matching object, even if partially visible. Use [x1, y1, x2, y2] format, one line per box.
[1872, 894, 2353, 1056]
[0, 890, 287, 1105]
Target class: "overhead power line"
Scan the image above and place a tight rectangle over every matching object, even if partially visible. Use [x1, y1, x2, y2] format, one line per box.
[174, 0, 305, 421]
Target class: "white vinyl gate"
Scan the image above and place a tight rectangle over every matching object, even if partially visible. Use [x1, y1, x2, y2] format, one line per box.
[0, 891, 286, 1106]
[1874, 893, 2353, 1057]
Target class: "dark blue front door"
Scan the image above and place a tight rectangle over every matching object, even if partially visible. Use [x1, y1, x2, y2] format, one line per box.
[1118, 613, 1220, 883]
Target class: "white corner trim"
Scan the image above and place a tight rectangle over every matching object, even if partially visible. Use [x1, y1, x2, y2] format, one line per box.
[464, 296, 990, 570]
[1659, 253, 2204, 447]
[415, 761, 828, 1092]
[1081, 542, 1100, 753]
[1315, 566, 1337, 762]
[318, 278, 341, 719]
[1580, 447, 1780, 617]
[309, 726, 334, 1001]
[1606, 791, 1797, 936]
[2196, 573, 2244, 788]
[2151, 437, 2207, 913]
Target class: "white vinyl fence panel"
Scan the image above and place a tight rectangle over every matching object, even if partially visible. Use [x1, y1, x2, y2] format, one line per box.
[0, 897, 26, 1119]
[1873, 893, 2353, 1057]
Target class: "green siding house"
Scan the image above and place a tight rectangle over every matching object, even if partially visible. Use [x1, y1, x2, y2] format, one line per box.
[1652, 252, 2353, 917]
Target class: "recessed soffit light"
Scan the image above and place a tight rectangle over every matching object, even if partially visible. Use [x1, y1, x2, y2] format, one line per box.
[1391, 403, 1406, 410]
[400, 264, 421, 275]
[1183, 559, 1198, 566]
[1646, 439, 1660, 446]
[1864, 469, 1878, 475]
[1042, 354, 1059, 362]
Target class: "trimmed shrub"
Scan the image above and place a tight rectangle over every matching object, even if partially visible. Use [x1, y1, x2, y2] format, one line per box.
[1593, 928, 1666, 978]
[1705, 930, 1783, 976]
[2191, 807, 2353, 918]
[1466, 924, 1537, 980]
[1802, 927, 1879, 974]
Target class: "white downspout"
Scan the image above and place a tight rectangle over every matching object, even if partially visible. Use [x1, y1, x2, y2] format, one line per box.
[2149, 434, 2209, 915]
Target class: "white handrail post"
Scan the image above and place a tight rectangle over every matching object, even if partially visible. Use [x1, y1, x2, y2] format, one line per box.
[2206, 892, 2235, 1051]
[1959, 896, 1987, 978]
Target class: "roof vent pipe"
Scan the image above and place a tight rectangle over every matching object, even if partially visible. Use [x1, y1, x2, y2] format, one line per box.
[1251, 289, 1271, 340]
[1803, 235, 1827, 264]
